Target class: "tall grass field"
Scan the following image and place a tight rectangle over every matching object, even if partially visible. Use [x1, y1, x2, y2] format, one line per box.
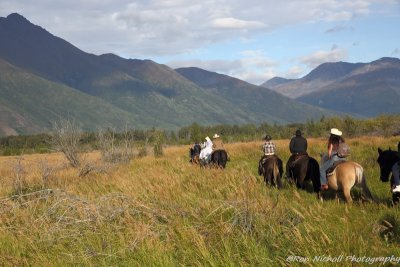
[0, 137, 399, 266]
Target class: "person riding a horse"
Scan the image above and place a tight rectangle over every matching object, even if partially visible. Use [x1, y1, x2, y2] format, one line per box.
[189, 141, 202, 163]
[212, 134, 224, 151]
[199, 136, 213, 163]
[320, 128, 345, 190]
[285, 129, 308, 179]
[258, 135, 276, 175]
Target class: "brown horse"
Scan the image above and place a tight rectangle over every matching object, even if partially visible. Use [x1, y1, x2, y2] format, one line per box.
[261, 155, 283, 188]
[322, 159, 374, 203]
[287, 155, 321, 195]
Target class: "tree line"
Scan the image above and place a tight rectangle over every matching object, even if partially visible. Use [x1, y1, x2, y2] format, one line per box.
[0, 114, 399, 156]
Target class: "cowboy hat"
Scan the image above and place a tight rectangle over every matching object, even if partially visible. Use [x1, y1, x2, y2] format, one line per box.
[263, 134, 272, 141]
[205, 136, 211, 142]
[330, 128, 342, 136]
[213, 134, 220, 138]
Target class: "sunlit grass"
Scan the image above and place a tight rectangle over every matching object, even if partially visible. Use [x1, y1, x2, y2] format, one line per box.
[0, 137, 399, 265]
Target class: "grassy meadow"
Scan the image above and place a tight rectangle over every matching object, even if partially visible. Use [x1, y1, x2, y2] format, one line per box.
[0, 136, 399, 266]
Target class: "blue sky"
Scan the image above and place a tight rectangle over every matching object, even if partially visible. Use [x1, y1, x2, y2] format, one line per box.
[1, 0, 399, 84]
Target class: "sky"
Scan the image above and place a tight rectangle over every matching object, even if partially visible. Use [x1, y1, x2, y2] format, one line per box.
[1, 0, 399, 85]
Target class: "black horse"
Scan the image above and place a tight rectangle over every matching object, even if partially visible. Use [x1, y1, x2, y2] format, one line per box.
[377, 147, 400, 204]
[261, 155, 283, 188]
[189, 143, 202, 164]
[210, 149, 228, 168]
[200, 150, 228, 168]
[287, 155, 321, 194]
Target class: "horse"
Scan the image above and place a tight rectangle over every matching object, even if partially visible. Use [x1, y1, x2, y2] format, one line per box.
[321, 157, 374, 203]
[189, 144, 201, 164]
[287, 155, 321, 194]
[377, 147, 400, 204]
[210, 149, 228, 168]
[261, 155, 283, 188]
[200, 150, 228, 168]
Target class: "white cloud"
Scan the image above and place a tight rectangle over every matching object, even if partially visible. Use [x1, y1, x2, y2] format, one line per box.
[286, 66, 304, 79]
[168, 50, 278, 84]
[0, 0, 398, 83]
[211, 17, 266, 30]
[300, 47, 348, 68]
[0, 0, 395, 58]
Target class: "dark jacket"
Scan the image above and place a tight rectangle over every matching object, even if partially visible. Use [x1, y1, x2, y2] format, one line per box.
[289, 136, 307, 154]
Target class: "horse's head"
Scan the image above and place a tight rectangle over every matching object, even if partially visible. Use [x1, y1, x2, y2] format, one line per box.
[377, 148, 399, 182]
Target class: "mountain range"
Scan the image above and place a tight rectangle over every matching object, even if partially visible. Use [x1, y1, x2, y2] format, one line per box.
[0, 13, 340, 136]
[0, 13, 397, 136]
[261, 57, 400, 116]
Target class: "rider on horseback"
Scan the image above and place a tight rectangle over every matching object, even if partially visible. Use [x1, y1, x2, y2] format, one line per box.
[285, 129, 308, 179]
[320, 128, 345, 190]
[189, 141, 202, 163]
[212, 134, 224, 151]
[258, 135, 276, 175]
[199, 136, 213, 163]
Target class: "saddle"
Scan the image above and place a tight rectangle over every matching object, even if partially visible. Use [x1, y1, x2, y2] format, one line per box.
[290, 152, 308, 167]
[326, 160, 346, 177]
[259, 155, 278, 175]
[261, 154, 277, 164]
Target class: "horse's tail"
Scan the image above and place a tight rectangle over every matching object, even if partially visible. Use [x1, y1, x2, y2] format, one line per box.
[354, 163, 375, 202]
[273, 158, 282, 188]
[354, 164, 364, 184]
[308, 157, 321, 193]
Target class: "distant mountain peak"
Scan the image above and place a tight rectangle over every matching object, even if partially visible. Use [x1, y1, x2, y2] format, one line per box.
[6, 13, 28, 21]
[2, 13, 32, 26]
[261, 77, 294, 88]
[372, 57, 400, 64]
[303, 61, 363, 81]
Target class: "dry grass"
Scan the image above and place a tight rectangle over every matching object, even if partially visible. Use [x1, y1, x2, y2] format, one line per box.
[0, 137, 399, 265]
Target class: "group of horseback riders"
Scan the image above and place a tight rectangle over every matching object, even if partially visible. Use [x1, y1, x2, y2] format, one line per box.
[257, 128, 352, 191]
[190, 128, 400, 195]
[190, 133, 225, 165]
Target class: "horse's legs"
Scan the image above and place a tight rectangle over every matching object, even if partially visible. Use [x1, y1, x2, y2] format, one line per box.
[277, 174, 282, 189]
[343, 188, 353, 203]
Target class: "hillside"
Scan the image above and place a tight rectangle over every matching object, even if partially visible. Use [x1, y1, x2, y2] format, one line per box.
[176, 67, 341, 123]
[0, 13, 344, 134]
[0, 59, 136, 135]
[261, 58, 400, 117]
[261, 62, 365, 98]
[297, 58, 400, 116]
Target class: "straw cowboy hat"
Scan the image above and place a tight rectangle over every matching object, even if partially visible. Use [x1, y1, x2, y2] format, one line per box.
[330, 128, 342, 136]
[213, 134, 220, 138]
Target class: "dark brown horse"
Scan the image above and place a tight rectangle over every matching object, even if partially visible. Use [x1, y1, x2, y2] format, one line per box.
[287, 155, 321, 194]
[377, 147, 400, 204]
[261, 155, 283, 188]
[189, 143, 202, 164]
[200, 150, 228, 168]
[210, 149, 228, 168]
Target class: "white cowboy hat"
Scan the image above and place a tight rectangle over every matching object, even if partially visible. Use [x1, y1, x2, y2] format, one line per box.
[205, 136, 211, 142]
[213, 134, 220, 138]
[330, 128, 342, 136]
